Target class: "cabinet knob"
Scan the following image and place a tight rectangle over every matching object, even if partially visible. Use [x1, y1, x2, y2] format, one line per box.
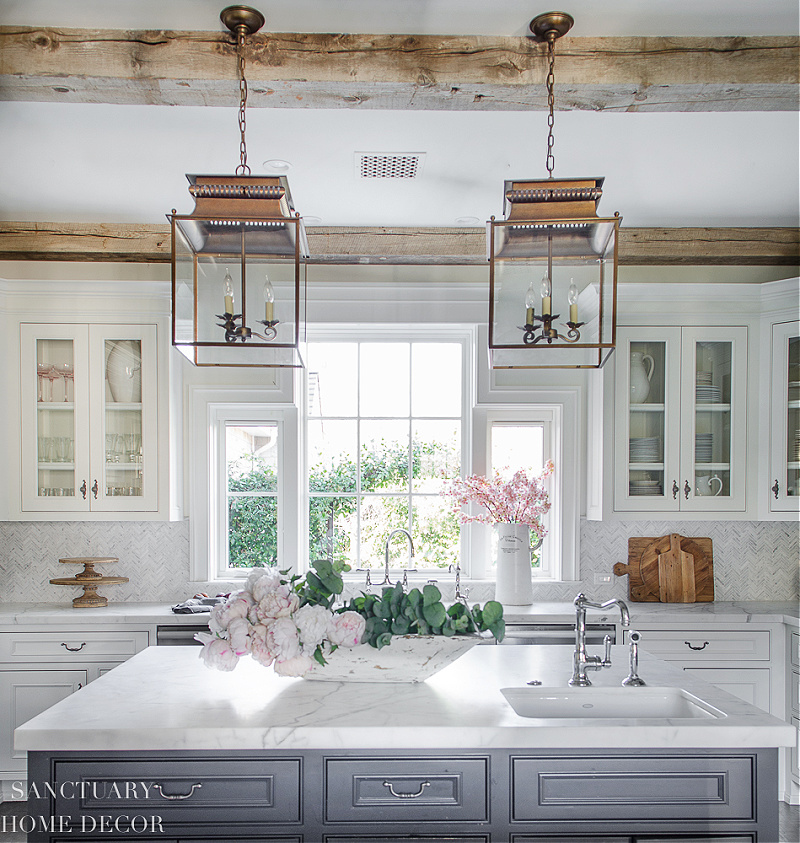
[683, 480, 691, 500]
[772, 479, 780, 499]
[672, 480, 679, 500]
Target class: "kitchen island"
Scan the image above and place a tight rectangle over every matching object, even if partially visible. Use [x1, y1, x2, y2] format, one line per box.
[15, 643, 794, 841]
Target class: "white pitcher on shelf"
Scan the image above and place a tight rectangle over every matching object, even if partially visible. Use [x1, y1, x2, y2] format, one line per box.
[629, 351, 654, 404]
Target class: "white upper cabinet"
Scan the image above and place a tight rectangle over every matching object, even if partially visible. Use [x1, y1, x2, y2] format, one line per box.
[20, 324, 159, 514]
[768, 319, 800, 513]
[614, 326, 747, 513]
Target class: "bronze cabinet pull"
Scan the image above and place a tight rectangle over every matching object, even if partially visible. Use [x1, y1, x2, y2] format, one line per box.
[61, 642, 86, 652]
[684, 641, 709, 651]
[772, 479, 780, 498]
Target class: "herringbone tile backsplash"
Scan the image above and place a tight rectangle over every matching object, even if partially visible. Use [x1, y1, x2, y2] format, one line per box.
[0, 519, 797, 604]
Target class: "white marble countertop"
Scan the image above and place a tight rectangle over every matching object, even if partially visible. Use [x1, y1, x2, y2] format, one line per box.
[0, 600, 797, 626]
[15, 644, 795, 753]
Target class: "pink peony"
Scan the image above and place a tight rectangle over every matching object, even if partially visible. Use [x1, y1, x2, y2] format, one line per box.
[294, 604, 333, 654]
[227, 617, 252, 656]
[274, 654, 316, 677]
[198, 637, 239, 671]
[249, 623, 276, 667]
[249, 568, 283, 603]
[256, 586, 300, 623]
[268, 616, 301, 660]
[328, 611, 366, 647]
[209, 591, 254, 634]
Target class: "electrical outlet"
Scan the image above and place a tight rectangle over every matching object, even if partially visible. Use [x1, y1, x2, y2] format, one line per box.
[593, 573, 612, 585]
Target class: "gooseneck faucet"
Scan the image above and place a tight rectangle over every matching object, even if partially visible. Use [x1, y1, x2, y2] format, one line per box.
[569, 593, 630, 687]
[382, 529, 415, 586]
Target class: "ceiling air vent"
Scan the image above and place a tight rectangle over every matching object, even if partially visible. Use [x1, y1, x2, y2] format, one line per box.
[356, 152, 426, 180]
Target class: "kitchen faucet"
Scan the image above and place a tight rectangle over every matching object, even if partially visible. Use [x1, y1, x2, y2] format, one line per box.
[381, 529, 415, 586]
[569, 593, 630, 687]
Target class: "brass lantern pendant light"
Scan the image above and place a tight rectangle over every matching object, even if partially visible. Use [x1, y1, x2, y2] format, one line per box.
[169, 5, 308, 367]
[487, 12, 621, 369]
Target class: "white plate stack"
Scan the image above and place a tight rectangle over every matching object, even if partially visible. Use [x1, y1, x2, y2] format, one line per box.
[629, 478, 663, 496]
[696, 371, 721, 403]
[794, 430, 800, 462]
[695, 433, 713, 463]
[629, 436, 660, 463]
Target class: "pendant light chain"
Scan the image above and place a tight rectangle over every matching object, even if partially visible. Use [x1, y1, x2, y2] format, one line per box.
[236, 29, 250, 176]
[545, 36, 556, 178]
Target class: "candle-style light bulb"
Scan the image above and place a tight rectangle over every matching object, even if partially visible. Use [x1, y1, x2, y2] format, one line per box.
[223, 268, 234, 314]
[524, 280, 537, 325]
[568, 279, 579, 323]
[263, 275, 275, 322]
[540, 273, 552, 316]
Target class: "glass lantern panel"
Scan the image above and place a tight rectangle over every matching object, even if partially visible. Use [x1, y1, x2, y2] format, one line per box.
[36, 339, 76, 498]
[489, 219, 617, 368]
[694, 340, 733, 499]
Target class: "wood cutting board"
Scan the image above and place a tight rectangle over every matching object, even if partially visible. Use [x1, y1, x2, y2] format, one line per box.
[613, 534, 714, 602]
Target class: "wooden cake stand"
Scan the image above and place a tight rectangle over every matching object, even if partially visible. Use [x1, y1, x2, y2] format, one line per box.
[49, 557, 129, 608]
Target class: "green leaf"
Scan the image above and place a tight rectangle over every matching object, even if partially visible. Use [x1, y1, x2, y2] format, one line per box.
[481, 600, 504, 626]
[391, 617, 411, 636]
[422, 602, 446, 628]
[375, 632, 393, 650]
[488, 618, 506, 642]
[312, 645, 327, 667]
[447, 602, 466, 619]
[422, 583, 442, 606]
[441, 624, 455, 637]
[374, 599, 392, 620]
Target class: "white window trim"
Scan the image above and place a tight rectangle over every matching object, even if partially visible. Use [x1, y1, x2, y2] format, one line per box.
[187, 385, 300, 583]
[472, 398, 579, 583]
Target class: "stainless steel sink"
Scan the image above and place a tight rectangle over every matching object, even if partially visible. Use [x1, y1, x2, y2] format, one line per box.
[501, 686, 726, 720]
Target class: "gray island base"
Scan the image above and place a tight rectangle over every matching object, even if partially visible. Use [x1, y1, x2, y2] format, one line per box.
[16, 645, 792, 841]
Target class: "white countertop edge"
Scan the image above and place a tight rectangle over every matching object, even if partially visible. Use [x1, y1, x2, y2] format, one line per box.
[0, 600, 797, 626]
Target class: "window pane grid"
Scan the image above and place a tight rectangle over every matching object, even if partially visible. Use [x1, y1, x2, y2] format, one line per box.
[307, 340, 462, 571]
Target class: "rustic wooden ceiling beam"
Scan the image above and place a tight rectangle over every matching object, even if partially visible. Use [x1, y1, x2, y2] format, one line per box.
[1, 222, 797, 266]
[0, 27, 796, 112]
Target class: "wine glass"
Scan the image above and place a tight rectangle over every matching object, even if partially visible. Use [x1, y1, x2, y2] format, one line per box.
[54, 362, 74, 402]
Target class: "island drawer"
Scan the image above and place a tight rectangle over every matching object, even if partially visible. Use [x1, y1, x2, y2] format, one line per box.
[51, 758, 302, 825]
[511, 754, 753, 823]
[0, 630, 149, 663]
[324, 756, 488, 823]
[632, 628, 770, 661]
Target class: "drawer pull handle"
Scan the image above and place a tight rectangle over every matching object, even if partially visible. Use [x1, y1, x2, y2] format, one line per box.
[684, 641, 709, 651]
[61, 642, 86, 652]
[151, 782, 202, 801]
[382, 780, 431, 799]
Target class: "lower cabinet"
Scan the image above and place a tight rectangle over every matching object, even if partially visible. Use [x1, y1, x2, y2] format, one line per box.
[630, 625, 775, 713]
[0, 626, 150, 789]
[25, 748, 778, 842]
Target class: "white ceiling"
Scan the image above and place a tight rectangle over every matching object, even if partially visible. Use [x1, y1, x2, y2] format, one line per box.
[0, 1, 798, 230]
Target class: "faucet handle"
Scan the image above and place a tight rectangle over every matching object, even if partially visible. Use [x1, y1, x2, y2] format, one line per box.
[602, 634, 613, 666]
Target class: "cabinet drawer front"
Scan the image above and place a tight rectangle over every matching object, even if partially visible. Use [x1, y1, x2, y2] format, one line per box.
[792, 631, 800, 668]
[792, 669, 800, 717]
[325, 757, 488, 823]
[0, 630, 149, 663]
[53, 759, 301, 824]
[683, 667, 771, 713]
[511, 755, 753, 823]
[636, 629, 770, 661]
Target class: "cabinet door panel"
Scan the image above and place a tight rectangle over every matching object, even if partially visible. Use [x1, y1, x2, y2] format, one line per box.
[89, 325, 158, 512]
[770, 320, 800, 512]
[680, 327, 747, 512]
[20, 325, 90, 512]
[0, 669, 85, 771]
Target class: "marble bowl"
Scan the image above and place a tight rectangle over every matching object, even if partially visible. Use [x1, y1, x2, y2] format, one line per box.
[303, 634, 481, 683]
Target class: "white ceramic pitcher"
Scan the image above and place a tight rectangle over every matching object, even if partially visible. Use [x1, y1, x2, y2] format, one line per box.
[629, 351, 655, 404]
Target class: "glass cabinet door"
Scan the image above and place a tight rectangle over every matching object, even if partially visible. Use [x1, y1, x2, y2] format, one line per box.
[770, 320, 800, 512]
[90, 326, 158, 512]
[21, 326, 90, 511]
[681, 327, 747, 511]
[615, 328, 681, 511]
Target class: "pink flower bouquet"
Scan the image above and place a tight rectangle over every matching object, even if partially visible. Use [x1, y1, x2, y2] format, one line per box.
[442, 460, 554, 540]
